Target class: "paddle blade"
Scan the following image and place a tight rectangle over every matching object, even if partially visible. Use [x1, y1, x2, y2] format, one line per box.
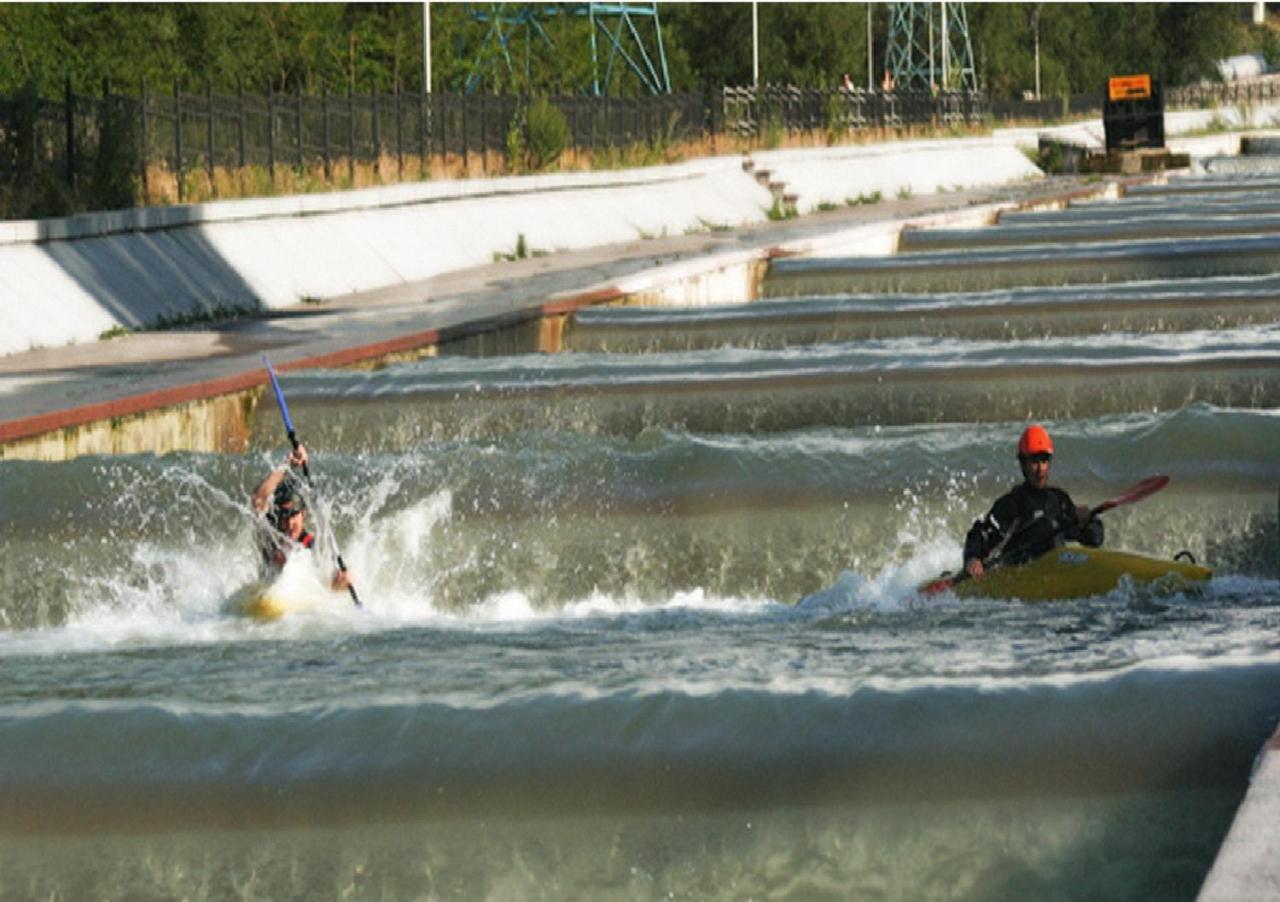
[918, 571, 967, 597]
[1090, 474, 1169, 516]
[262, 355, 296, 437]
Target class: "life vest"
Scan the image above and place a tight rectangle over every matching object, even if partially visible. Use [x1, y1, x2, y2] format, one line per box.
[262, 529, 315, 571]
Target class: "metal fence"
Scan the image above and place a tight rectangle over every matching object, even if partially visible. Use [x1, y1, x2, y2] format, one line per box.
[987, 79, 1280, 121]
[0, 76, 1269, 215]
[1167, 77, 1280, 109]
[140, 86, 713, 186]
[721, 84, 987, 135]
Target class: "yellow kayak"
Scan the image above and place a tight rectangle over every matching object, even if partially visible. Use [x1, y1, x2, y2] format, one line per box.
[923, 545, 1212, 602]
[224, 580, 318, 622]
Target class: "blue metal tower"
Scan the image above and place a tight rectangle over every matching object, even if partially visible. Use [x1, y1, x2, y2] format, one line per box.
[884, 2, 977, 92]
[464, 3, 671, 95]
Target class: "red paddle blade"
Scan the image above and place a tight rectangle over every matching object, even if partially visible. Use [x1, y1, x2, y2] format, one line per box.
[1091, 474, 1169, 516]
[918, 571, 968, 596]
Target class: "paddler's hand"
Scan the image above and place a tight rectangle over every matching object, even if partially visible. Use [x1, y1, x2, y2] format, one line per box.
[1074, 504, 1092, 528]
[288, 444, 309, 471]
[331, 569, 353, 592]
[964, 557, 984, 579]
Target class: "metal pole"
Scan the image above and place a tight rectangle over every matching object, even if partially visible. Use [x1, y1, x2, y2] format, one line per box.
[928, 4, 935, 90]
[423, 1, 432, 94]
[236, 78, 246, 169]
[752, 1, 759, 88]
[140, 79, 150, 202]
[266, 89, 275, 184]
[174, 79, 184, 202]
[295, 89, 304, 169]
[347, 87, 356, 182]
[206, 82, 215, 188]
[64, 76, 75, 189]
[866, 4, 873, 89]
[371, 82, 380, 176]
[322, 87, 331, 181]
[1033, 5, 1042, 101]
[941, 1, 950, 89]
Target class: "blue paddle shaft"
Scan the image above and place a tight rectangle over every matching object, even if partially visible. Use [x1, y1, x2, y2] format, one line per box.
[263, 357, 296, 436]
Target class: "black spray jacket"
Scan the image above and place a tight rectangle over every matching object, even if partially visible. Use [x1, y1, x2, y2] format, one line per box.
[964, 482, 1104, 567]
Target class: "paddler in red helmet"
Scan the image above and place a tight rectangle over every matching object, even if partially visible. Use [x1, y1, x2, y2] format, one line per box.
[962, 424, 1104, 580]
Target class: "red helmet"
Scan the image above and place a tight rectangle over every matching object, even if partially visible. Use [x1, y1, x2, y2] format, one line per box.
[1017, 424, 1054, 458]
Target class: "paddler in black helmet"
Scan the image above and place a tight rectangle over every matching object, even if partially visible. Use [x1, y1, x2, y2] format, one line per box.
[251, 444, 354, 591]
[962, 424, 1104, 580]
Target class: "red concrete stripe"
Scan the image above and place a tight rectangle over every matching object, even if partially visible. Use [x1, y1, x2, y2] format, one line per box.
[0, 327, 442, 445]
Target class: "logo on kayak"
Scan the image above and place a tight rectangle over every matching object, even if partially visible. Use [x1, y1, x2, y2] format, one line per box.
[1057, 551, 1089, 566]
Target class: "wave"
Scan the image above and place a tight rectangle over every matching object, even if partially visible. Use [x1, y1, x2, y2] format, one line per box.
[3, 661, 1278, 833]
[1, 405, 1277, 629]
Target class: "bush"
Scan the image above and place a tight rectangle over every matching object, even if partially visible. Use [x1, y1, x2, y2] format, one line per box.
[505, 112, 526, 174]
[88, 94, 140, 210]
[524, 97, 569, 171]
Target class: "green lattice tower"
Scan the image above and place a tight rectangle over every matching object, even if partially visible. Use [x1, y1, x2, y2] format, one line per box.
[884, 2, 977, 92]
[464, 3, 670, 95]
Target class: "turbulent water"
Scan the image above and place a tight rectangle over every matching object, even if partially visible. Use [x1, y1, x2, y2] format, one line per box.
[4, 187, 1280, 900]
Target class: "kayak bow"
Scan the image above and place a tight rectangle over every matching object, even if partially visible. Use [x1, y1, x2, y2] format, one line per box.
[920, 544, 1211, 602]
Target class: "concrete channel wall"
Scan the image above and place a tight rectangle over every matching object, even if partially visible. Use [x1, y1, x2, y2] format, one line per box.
[1, 137, 1042, 357]
[5, 120, 1273, 461]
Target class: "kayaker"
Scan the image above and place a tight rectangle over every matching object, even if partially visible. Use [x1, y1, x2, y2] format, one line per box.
[251, 444, 353, 591]
[963, 425, 1104, 579]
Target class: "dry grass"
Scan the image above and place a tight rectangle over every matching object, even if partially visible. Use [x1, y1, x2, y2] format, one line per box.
[133, 121, 998, 207]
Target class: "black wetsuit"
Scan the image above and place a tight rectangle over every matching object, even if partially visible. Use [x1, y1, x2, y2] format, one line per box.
[964, 482, 1104, 567]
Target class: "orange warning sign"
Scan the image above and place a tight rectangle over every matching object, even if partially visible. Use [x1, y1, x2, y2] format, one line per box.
[1108, 75, 1152, 101]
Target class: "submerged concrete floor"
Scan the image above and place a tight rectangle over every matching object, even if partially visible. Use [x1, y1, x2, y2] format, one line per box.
[0, 176, 1098, 455]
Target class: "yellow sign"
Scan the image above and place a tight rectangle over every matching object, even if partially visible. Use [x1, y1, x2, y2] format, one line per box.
[1108, 75, 1152, 101]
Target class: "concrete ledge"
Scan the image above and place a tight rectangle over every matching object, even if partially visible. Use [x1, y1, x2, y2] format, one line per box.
[1199, 724, 1280, 901]
[0, 156, 783, 356]
[747, 137, 1044, 212]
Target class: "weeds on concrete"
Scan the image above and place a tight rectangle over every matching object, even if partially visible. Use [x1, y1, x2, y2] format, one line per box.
[845, 190, 882, 206]
[765, 197, 797, 221]
[493, 232, 547, 261]
[150, 302, 259, 330]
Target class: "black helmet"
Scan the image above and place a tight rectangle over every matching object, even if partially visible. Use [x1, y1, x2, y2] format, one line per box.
[272, 483, 307, 520]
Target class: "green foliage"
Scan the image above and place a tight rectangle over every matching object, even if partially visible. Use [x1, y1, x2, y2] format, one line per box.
[765, 196, 795, 221]
[523, 97, 569, 171]
[969, 2, 1245, 100]
[493, 233, 542, 262]
[89, 95, 140, 210]
[823, 92, 848, 144]
[845, 190, 882, 206]
[0, 3, 1259, 102]
[1258, 27, 1280, 69]
[761, 110, 785, 150]
[505, 108, 526, 174]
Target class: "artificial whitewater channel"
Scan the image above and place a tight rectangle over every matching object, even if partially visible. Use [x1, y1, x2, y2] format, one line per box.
[3, 171, 1280, 899]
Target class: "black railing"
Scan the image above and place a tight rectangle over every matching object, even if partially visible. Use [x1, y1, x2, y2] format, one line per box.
[722, 84, 987, 135]
[1, 76, 1262, 218]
